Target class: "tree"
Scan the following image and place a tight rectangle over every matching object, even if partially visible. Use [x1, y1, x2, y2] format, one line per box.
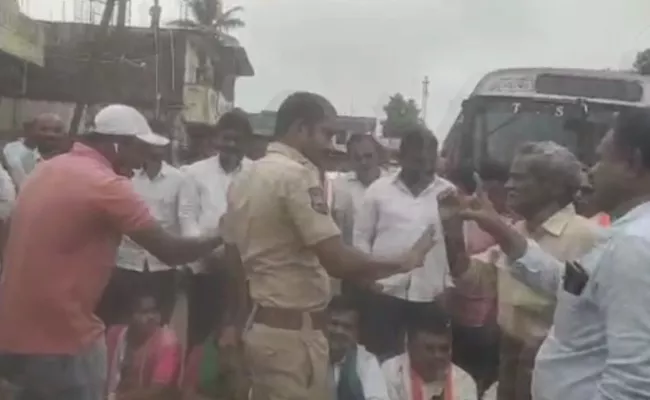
[634, 48, 650, 75]
[168, 0, 244, 84]
[169, 0, 245, 35]
[381, 93, 422, 137]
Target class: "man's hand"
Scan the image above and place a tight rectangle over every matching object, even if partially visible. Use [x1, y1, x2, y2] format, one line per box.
[399, 225, 436, 272]
[218, 325, 240, 350]
[200, 244, 226, 271]
[438, 187, 467, 224]
[219, 326, 249, 400]
[438, 173, 499, 225]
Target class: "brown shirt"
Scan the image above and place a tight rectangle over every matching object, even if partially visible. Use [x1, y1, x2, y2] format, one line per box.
[222, 142, 341, 311]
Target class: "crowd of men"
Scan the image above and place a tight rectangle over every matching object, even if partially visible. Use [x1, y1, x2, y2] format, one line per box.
[0, 91, 648, 400]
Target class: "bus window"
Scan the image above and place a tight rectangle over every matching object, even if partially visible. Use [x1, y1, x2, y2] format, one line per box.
[473, 99, 615, 166]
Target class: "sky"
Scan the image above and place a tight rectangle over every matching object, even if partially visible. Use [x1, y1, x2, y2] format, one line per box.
[20, 0, 650, 138]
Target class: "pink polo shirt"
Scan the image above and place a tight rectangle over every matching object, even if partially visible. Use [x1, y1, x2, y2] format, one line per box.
[0, 143, 154, 354]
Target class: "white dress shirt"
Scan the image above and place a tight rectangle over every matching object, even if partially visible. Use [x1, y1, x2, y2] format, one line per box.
[510, 201, 650, 400]
[353, 172, 455, 302]
[382, 353, 477, 400]
[178, 154, 251, 273]
[117, 162, 184, 272]
[3, 140, 40, 189]
[0, 164, 16, 221]
[483, 383, 497, 400]
[332, 345, 391, 400]
[332, 170, 388, 245]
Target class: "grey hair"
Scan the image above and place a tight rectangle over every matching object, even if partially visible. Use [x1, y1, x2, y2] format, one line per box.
[515, 141, 582, 201]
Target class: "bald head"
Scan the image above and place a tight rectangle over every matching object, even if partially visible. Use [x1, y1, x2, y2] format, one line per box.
[26, 113, 70, 159]
[27, 113, 65, 138]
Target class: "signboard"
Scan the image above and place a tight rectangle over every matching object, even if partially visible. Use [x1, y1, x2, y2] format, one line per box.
[477, 70, 644, 104]
[183, 84, 231, 126]
[535, 74, 643, 103]
[482, 74, 535, 95]
[0, 0, 45, 66]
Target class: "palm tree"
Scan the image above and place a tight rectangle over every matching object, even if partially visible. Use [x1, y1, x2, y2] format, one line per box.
[170, 0, 245, 35]
[168, 0, 245, 84]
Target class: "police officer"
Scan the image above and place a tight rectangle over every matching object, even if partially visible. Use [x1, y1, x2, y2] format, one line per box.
[220, 92, 435, 400]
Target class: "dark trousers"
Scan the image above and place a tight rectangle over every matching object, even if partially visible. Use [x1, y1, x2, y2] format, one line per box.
[346, 283, 446, 360]
[187, 270, 227, 349]
[451, 322, 500, 394]
[96, 268, 178, 326]
[498, 333, 543, 400]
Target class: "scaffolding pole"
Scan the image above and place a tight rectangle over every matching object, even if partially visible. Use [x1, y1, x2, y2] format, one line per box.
[68, 0, 117, 135]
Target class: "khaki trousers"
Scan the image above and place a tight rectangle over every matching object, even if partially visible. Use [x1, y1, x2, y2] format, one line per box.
[244, 323, 329, 400]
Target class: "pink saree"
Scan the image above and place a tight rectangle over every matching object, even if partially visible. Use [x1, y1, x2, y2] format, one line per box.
[106, 325, 182, 395]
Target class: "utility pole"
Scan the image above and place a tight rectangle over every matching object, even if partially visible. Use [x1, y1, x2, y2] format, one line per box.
[421, 76, 430, 122]
[150, 0, 162, 119]
[116, 0, 128, 27]
[69, 0, 117, 134]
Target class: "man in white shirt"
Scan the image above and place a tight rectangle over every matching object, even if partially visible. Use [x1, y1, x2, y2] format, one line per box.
[95, 131, 183, 326]
[354, 127, 455, 358]
[331, 134, 386, 297]
[332, 134, 386, 244]
[327, 295, 390, 400]
[382, 307, 477, 400]
[3, 114, 68, 189]
[178, 110, 253, 347]
[0, 163, 15, 272]
[0, 165, 14, 221]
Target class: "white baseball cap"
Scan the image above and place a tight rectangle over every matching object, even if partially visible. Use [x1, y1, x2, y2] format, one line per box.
[88, 104, 170, 146]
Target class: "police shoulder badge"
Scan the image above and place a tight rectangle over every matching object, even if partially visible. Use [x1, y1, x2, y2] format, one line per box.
[308, 187, 329, 215]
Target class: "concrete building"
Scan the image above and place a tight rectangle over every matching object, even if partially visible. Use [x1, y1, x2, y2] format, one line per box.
[0, 18, 253, 164]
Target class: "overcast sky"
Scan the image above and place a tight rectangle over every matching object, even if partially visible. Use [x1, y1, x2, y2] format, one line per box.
[22, 0, 650, 137]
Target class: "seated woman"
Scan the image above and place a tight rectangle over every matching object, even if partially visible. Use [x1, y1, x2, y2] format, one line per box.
[181, 327, 249, 400]
[106, 293, 182, 400]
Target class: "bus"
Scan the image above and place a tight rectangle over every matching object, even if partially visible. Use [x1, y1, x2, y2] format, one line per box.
[442, 67, 650, 170]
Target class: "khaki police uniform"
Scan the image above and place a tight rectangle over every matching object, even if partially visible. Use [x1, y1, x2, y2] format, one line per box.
[222, 142, 341, 400]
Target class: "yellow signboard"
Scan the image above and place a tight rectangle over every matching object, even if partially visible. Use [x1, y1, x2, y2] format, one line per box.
[0, 0, 45, 66]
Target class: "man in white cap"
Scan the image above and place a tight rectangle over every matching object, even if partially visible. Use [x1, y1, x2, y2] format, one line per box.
[0, 104, 223, 400]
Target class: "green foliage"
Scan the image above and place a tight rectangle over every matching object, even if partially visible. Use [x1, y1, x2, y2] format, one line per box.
[170, 0, 245, 34]
[381, 93, 422, 137]
[634, 48, 650, 75]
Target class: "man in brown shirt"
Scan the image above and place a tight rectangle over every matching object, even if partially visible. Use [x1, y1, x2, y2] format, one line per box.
[220, 92, 435, 400]
[443, 141, 601, 400]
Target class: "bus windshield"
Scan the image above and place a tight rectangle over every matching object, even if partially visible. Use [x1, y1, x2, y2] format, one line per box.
[473, 98, 617, 165]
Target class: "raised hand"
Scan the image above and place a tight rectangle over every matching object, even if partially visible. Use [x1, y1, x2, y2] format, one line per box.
[437, 187, 466, 223]
[469, 172, 496, 211]
[454, 172, 499, 222]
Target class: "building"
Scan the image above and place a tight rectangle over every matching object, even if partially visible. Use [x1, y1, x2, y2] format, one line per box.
[0, 19, 253, 163]
[0, 0, 46, 136]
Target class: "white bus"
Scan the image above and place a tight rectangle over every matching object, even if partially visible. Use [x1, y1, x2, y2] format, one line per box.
[443, 67, 650, 170]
